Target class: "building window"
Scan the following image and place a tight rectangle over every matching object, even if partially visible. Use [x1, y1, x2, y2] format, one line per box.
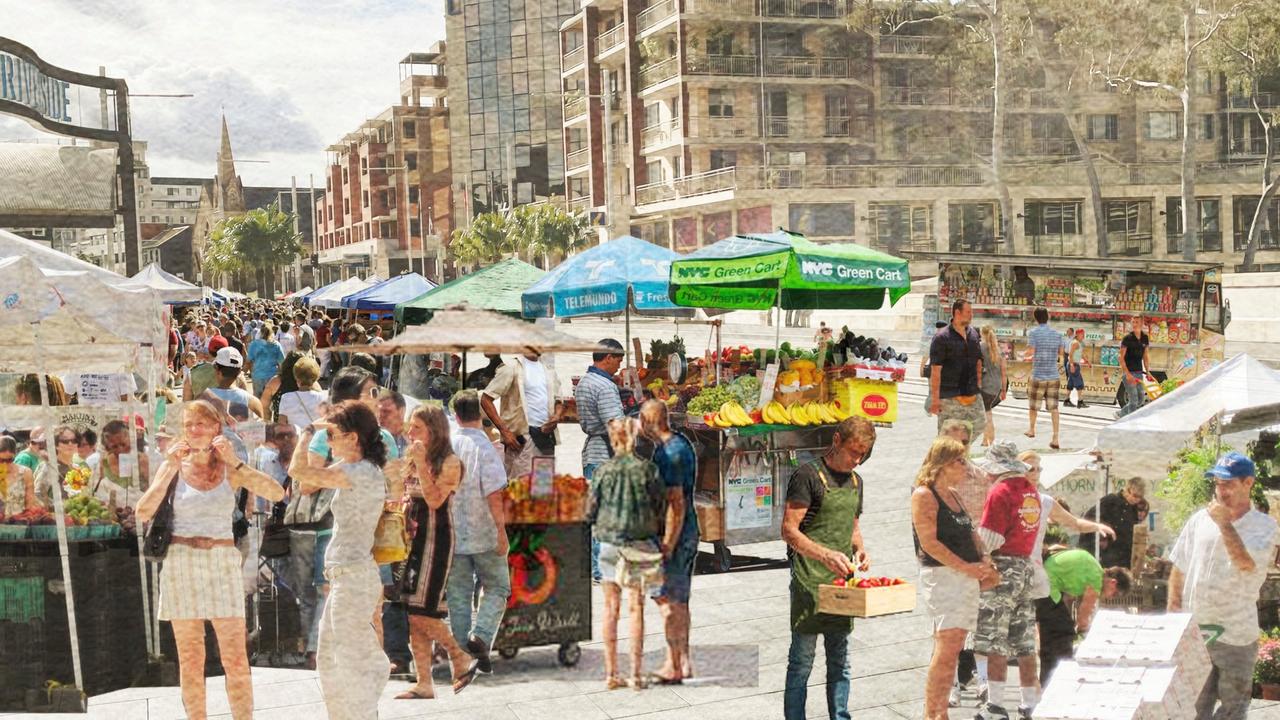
[1199, 114, 1215, 140]
[948, 202, 1000, 253]
[1024, 200, 1084, 256]
[1166, 197, 1222, 253]
[644, 103, 661, 128]
[824, 94, 850, 136]
[362, 190, 370, 207]
[1145, 111, 1181, 140]
[403, 120, 417, 139]
[1087, 114, 1118, 141]
[361, 157, 368, 174]
[709, 150, 737, 170]
[646, 160, 665, 183]
[166, 187, 178, 196]
[1231, 196, 1280, 251]
[1103, 199, 1153, 255]
[410, 219, 421, 236]
[342, 167, 349, 183]
[868, 203, 932, 253]
[406, 153, 418, 171]
[186, 187, 194, 196]
[789, 203, 855, 238]
[344, 199, 350, 214]
[708, 89, 734, 117]
[408, 187, 420, 204]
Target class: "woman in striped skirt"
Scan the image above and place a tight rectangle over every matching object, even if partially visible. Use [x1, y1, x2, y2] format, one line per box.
[136, 400, 285, 720]
[396, 404, 478, 698]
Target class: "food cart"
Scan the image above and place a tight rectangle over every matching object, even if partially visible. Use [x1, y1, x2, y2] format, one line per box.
[339, 305, 602, 666]
[913, 254, 1228, 405]
[667, 231, 912, 570]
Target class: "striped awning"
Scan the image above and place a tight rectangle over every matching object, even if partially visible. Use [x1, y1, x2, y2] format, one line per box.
[0, 143, 117, 224]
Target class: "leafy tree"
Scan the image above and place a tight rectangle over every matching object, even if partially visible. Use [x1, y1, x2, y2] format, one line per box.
[448, 211, 512, 268]
[449, 205, 595, 269]
[204, 203, 303, 298]
[517, 204, 595, 265]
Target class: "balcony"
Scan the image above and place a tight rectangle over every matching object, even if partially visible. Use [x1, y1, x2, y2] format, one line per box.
[1106, 233, 1154, 256]
[878, 35, 937, 56]
[562, 45, 585, 72]
[1228, 93, 1277, 109]
[636, 0, 677, 33]
[760, 0, 850, 19]
[686, 54, 758, 77]
[1028, 234, 1086, 257]
[1229, 137, 1271, 157]
[635, 166, 737, 206]
[639, 56, 679, 89]
[564, 95, 587, 121]
[597, 25, 625, 55]
[1233, 231, 1280, 252]
[568, 196, 592, 213]
[641, 119, 682, 149]
[685, 114, 863, 140]
[1018, 137, 1079, 156]
[566, 147, 591, 171]
[686, 54, 860, 79]
[882, 86, 952, 106]
[1167, 232, 1223, 254]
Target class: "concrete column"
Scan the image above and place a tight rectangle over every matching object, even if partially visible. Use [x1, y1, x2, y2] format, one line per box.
[932, 197, 948, 252]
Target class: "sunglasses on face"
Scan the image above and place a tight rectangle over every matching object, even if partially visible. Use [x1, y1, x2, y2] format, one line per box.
[0, 455, 14, 463]
[56, 437, 77, 445]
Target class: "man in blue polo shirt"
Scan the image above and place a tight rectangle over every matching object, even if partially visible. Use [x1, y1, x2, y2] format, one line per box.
[1024, 307, 1063, 450]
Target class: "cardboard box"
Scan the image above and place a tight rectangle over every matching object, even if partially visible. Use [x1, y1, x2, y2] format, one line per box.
[695, 497, 725, 543]
[818, 581, 915, 618]
[775, 386, 823, 407]
[1036, 661, 1191, 720]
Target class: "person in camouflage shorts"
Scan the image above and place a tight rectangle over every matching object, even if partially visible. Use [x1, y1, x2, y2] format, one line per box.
[974, 556, 1036, 657]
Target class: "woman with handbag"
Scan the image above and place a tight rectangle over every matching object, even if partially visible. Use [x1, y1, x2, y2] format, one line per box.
[910, 436, 998, 720]
[978, 326, 1006, 447]
[396, 404, 478, 699]
[287, 400, 392, 720]
[136, 399, 285, 720]
[588, 417, 667, 691]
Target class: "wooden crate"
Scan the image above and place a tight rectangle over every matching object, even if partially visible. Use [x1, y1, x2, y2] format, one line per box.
[818, 582, 916, 618]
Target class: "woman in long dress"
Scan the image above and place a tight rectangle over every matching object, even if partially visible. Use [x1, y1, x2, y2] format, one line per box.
[396, 404, 477, 699]
[136, 400, 285, 720]
[288, 401, 392, 720]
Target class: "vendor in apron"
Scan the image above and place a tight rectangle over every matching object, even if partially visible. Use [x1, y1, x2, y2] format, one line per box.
[781, 416, 877, 720]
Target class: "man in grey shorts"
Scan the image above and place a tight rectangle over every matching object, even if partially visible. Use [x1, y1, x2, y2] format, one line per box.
[928, 299, 986, 439]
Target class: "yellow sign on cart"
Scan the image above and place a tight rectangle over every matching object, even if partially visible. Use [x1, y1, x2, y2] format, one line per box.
[833, 378, 899, 424]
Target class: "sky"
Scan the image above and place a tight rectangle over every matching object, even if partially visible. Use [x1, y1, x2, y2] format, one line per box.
[1, 0, 446, 187]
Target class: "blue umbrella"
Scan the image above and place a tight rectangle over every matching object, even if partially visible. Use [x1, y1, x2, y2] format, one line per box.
[340, 273, 436, 312]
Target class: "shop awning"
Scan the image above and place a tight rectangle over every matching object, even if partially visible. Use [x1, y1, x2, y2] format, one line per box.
[0, 144, 118, 227]
[396, 258, 545, 325]
[340, 273, 436, 311]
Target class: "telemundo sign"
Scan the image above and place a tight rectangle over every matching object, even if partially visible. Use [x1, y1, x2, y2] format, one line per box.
[0, 51, 73, 124]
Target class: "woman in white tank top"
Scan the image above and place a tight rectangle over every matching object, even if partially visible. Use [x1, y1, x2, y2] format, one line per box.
[136, 400, 285, 720]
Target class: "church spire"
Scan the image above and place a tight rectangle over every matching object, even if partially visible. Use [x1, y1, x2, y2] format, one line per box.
[216, 113, 245, 213]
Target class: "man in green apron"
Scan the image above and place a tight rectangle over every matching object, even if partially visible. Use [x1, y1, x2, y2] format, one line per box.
[781, 416, 877, 720]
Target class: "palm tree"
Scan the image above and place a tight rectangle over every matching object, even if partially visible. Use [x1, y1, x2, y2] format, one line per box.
[522, 204, 596, 266]
[204, 204, 303, 297]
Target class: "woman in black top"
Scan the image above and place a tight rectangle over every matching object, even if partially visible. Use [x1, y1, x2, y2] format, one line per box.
[911, 437, 998, 720]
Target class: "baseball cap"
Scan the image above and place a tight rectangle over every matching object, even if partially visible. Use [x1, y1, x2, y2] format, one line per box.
[214, 346, 243, 369]
[1205, 451, 1257, 481]
[207, 335, 229, 354]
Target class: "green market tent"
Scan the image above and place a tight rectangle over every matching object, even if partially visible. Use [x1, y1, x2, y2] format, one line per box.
[395, 258, 546, 325]
[669, 230, 911, 311]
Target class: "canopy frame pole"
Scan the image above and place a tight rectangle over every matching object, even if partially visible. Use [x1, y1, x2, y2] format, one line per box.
[33, 323, 86, 698]
[127, 350, 156, 659]
[774, 278, 782, 354]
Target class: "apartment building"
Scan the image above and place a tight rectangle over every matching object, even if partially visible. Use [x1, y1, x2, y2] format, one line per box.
[146, 177, 205, 227]
[560, 0, 1280, 271]
[445, 0, 581, 222]
[314, 47, 452, 283]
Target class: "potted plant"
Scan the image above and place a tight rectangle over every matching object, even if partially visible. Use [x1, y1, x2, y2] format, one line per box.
[1255, 634, 1280, 700]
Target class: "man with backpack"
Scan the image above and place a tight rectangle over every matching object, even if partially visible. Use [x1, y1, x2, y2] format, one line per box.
[781, 416, 877, 720]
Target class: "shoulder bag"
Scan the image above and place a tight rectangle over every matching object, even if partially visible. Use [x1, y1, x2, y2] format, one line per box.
[142, 475, 181, 561]
[372, 501, 409, 564]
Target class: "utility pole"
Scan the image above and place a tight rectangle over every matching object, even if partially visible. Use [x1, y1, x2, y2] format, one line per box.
[291, 176, 300, 293]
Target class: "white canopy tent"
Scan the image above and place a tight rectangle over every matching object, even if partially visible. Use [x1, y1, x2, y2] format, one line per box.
[0, 228, 127, 285]
[124, 263, 204, 305]
[312, 275, 380, 309]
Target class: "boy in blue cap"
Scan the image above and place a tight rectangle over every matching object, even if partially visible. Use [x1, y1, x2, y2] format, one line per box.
[1168, 451, 1278, 720]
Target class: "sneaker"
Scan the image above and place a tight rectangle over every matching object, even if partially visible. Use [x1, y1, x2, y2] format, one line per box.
[1064, 399, 1076, 408]
[1017, 705, 1034, 719]
[949, 685, 962, 707]
[974, 704, 1011, 720]
[975, 684, 989, 705]
[1077, 401, 1089, 408]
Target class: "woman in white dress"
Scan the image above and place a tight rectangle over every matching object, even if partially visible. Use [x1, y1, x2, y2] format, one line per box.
[288, 400, 392, 720]
[136, 399, 285, 720]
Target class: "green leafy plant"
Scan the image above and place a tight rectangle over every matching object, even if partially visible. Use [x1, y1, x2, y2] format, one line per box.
[1256, 638, 1280, 685]
[1157, 442, 1227, 534]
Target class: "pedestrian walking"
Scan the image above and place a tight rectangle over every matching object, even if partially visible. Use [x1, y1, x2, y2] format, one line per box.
[1116, 317, 1150, 418]
[1064, 329, 1089, 408]
[978, 326, 1006, 447]
[276, 355, 327, 429]
[288, 401, 391, 720]
[589, 417, 666, 691]
[640, 399, 698, 684]
[248, 321, 285, 396]
[576, 338, 627, 583]
[396, 404, 478, 698]
[1168, 452, 1278, 720]
[911, 436, 997, 720]
[781, 417, 877, 720]
[260, 351, 304, 422]
[928, 299, 986, 438]
[446, 391, 512, 676]
[1023, 307, 1063, 450]
[481, 350, 562, 478]
[206, 347, 264, 422]
[136, 400, 284, 720]
[973, 441, 1041, 720]
[1034, 548, 1130, 685]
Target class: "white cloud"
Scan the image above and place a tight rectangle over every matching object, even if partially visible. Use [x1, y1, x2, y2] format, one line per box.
[1, 0, 446, 187]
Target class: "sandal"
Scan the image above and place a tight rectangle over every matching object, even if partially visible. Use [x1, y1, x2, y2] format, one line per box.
[1049, 442, 1060, 450]
[628, 676, 648, 691]
[394, 688, 435, 700]
[605, 675, 627, 691]
[452, 659, 481, 695]
[647, 672, 683, 686]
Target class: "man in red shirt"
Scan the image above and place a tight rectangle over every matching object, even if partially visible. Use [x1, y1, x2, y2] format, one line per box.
[973, 442, 1041, 720]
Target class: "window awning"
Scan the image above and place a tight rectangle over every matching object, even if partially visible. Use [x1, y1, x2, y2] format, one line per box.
[0, 143, 118, 226]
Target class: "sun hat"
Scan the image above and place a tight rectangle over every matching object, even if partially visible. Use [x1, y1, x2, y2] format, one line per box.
[978, 440, 1030, 477]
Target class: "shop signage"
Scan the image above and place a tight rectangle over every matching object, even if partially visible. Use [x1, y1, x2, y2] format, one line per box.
[860, 394, 889, 417]
[672, 252, 789, 283]
[797, 258, 906, 286]
[0, 50, 73, 124]
[725, 474, 772, 530]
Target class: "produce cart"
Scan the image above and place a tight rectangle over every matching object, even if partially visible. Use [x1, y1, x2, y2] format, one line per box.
[666, 232, 912, 570]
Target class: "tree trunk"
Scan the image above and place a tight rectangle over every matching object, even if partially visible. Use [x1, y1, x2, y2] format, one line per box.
[1065, 109, 1108, 258]
[1243, 101, 1278, 273]
[1179, 9, 1199, 262]
[988, 1, 1017, 253]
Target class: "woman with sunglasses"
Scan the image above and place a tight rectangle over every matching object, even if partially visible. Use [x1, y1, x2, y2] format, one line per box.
[136, 400, 285, 720]
[32, 426, 88, 506]
[911, 437, 998, 720]
[0, 436, 36, 515]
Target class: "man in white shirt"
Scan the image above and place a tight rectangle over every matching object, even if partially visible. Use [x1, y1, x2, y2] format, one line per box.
[1169, 452, 1279, 720]
[481, 351, 562, 478]
[62, 373, 138, 403]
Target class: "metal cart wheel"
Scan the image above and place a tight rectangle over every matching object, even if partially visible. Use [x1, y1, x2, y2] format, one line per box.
[711, 541, 733, 573]
[497, 646, 519, 660]
[557, 642, 581, 667]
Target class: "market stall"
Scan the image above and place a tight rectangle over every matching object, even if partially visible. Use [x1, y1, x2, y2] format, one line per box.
[666, 231, 911, 570]
[339, 272, 435, 318]
[125, 263, 205, 305]
[339, 304, 603, 666]
[915, 254, 1228, 405]
[305, 275, 380, 309]
[0, 255, 165, 711]
[396, 258, 545, 325]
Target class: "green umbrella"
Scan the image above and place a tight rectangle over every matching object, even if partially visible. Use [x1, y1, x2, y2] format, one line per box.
[669, 230, 911, 311]
[395, 258, 546, 325]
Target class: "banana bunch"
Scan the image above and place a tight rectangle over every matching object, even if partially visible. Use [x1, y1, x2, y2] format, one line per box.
[704, 400, 755, 428]
[762, 399, 853, 426]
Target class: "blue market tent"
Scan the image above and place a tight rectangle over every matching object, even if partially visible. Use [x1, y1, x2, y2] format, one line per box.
[340, 273, 436, 311]
[301, 277, 352, 306]
[521, 236, 690, 319]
